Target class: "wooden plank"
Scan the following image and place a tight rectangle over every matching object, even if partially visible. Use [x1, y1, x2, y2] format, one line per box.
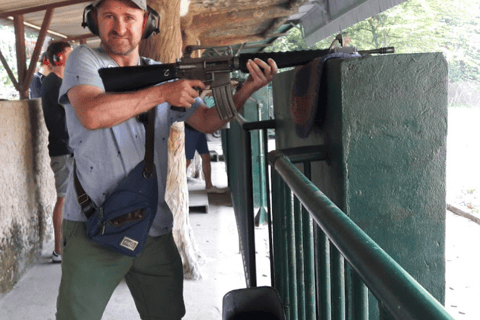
[24, 8, 54, 95]
[0, 0, 91, 19]
[64, 33, 97, 42]
[13, 15, 27, 99]
[0, 49, 19, 89]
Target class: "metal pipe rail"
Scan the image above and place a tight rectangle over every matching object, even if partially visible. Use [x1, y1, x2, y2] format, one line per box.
[268, 148, 454, 320]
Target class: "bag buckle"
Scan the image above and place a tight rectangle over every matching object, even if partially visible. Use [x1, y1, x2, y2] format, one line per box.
[77, 192, 90, 206]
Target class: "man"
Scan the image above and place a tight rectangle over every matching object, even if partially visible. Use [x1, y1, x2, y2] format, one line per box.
[56, 0, 277, 319]
[40, 41, 73, 263]
[30, 52, 52, 99]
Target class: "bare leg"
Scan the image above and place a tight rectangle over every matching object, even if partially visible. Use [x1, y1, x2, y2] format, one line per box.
[53, 197, 65, 254]
[200, 153, 213, 189]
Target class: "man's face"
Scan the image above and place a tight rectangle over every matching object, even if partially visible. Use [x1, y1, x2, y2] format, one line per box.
[96, 0, 146, 56]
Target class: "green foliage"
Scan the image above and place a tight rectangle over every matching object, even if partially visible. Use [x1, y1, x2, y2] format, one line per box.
[266, 0, 480, 84]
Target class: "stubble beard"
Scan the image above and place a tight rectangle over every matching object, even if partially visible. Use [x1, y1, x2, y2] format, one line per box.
[103, 33, 140, 57]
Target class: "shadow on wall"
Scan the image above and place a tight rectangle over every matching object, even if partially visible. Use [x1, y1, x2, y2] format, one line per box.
[0, 99, 55, 295]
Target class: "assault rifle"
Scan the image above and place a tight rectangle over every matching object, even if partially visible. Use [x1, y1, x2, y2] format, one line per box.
[99, 44, 394, 120]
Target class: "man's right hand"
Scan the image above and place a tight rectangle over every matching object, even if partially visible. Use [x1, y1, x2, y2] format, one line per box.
[159, 79, 205, 108]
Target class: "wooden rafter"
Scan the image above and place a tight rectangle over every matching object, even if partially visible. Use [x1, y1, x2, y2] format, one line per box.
[0, 49, 19, 89]
[64, 33, 97, 43]
[0, 0, 91, 19]
[14, 15, 27, 99]
[23, 8, 54, 94]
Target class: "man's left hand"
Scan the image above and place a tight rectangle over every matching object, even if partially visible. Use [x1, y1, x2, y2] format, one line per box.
[243, 58, 278, 93]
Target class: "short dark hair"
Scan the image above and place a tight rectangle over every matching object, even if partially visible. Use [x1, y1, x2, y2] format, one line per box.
[46, 41, 72, 65]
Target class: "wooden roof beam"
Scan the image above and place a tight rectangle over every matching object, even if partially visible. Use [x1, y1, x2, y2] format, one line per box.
[14, 15, 28, 99]
[24, 8, 54, 96]
[0, 0, 91, 19]
[64, 33, 98, 43]
[0, 49, 19, 89]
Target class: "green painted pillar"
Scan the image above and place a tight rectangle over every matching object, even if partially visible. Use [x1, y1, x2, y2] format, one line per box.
[272, 53, 448, 319]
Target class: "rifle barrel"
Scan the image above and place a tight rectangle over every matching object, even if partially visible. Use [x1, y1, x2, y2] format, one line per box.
[235, 47, 395, 73]
[358, 47, 395, 55]
[236, 49, 330, 73]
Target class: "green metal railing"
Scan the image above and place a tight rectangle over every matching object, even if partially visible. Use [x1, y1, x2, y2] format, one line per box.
[268, 146, 454, 320]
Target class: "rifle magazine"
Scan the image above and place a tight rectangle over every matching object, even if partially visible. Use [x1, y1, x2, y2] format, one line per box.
[213, 84, 237, 121]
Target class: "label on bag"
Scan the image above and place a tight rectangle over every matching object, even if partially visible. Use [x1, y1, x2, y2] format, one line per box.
[120, 236, 139, 251]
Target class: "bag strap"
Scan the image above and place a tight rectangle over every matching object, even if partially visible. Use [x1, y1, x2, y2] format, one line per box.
[143, 107, 156, 178]
[74, 108, 156, 218]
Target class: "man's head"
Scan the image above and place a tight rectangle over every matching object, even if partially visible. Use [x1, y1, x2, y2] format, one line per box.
[46, 41, 72, 67]
[38, 52, 53, 74]
[39, 52, 48, 66]
[84, 0, 159, 57]
[82, 0, 159, 45]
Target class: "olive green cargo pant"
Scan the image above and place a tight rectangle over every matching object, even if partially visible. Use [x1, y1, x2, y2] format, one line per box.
[56, 220, 184, 320]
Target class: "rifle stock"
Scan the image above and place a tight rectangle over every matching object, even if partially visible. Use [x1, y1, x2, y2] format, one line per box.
[99, 64, 178, 93]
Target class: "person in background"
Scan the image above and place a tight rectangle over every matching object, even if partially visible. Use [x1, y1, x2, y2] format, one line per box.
[30, 52, 52, 99]
[185, 88, 227, 194]
[40, 41, 74, 263]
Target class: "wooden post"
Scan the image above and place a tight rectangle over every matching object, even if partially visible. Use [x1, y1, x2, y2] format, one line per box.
[24, 8, 54, 97]
[139, 0, 203, 280]
[14, 15, 28, 100]
[0, 49, 19, 91]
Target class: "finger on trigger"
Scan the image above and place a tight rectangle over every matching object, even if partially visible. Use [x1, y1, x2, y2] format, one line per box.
[193, 80, 206, 90]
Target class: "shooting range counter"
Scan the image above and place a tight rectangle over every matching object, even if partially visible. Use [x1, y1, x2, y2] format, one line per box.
[272, 52, 448, 318]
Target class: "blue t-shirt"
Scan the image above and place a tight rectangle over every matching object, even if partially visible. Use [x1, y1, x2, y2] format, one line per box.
[59, 45, 202, 236]
[30, 71, 45, 99]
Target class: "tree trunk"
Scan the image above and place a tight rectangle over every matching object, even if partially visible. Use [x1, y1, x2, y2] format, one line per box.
[139, 0, 203, 280]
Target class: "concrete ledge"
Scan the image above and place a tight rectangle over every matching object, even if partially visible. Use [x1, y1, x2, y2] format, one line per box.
[0, 99, 55, 296]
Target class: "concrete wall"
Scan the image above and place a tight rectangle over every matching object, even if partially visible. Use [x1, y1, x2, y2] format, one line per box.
[273, 53, 448, 318]
[0, 99, 55, 295]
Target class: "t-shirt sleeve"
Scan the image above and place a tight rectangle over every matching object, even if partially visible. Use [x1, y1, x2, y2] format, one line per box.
[59, 45, 106, 105]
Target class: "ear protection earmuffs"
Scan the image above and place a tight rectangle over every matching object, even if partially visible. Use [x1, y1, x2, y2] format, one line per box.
[82, 4, 160, 39]
[52, 52, 65, 66]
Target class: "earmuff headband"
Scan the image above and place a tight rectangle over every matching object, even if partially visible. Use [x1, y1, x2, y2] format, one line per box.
[81, 4, 160, 39]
